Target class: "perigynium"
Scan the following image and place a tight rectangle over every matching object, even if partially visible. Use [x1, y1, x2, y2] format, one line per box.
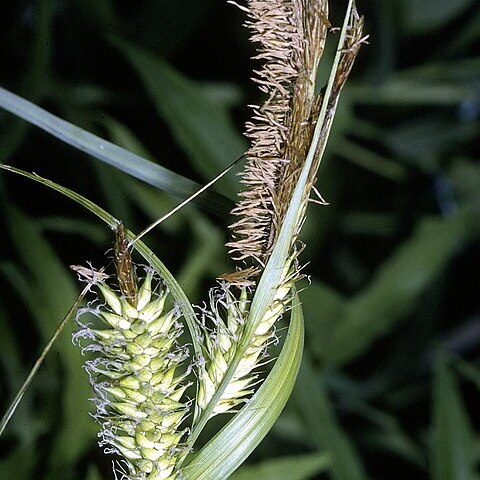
[72, 227, 191, 480]
[196, 256, 294, 416]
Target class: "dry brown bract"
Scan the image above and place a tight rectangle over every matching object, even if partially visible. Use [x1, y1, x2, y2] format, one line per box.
[114, 222, 138, 306]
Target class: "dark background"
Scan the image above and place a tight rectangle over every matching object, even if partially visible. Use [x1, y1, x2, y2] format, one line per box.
[1, 1, 479, 479]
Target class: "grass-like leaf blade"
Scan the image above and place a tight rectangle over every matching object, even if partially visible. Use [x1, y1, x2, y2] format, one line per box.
[293, 355, 368, 480]
[0, 164, 202, 357]
[182, 294, 304, 480]
[431, 354, 477, 480]
[0, 86, 230, 216]
[229, 452, 330, 480]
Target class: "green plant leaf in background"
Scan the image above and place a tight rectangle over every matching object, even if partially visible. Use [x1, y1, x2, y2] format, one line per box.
[95, 112, 184, 229]
[307, 208, 477, 366]
[454, 355, 480, 396]
[344, 397, 425, 468]
[449, 157, 480, 205]
[0, 308, 41, 479]
[229, 451, 330, 480]
[0, 285, 88, 440]
[1, 205, 95, 475]
[431, 353, 477, 480]
[403, 0, 477, 33]
[292, 354, 367, 480]
[0, 0, 52, 163]
[115, 40, 247, 194]
[350, 77, 476, 106]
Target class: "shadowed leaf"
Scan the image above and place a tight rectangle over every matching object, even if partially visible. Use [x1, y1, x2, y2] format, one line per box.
[116, 40, 247, 194]
[229, 452, 330, 480]
[431, 354, 476, 480]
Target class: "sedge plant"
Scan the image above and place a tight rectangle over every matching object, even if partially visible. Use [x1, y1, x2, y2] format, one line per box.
[0, 1, 366, 479]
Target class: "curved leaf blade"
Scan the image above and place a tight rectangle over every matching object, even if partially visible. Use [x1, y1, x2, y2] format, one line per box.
[328, 209, 475, 365]
[0, 287, 89, 438]
[229, 452, 330, 480]
[293, 356, 367, 480]
[0, 164, 202, 357]
[183, 296, 304, 480]
[0, 86, 230, 216]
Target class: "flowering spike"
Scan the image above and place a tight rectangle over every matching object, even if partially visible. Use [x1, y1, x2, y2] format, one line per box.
[74, 265, 190, 480]
[196, 264, 294, 417]
[226, 0, 330, 273]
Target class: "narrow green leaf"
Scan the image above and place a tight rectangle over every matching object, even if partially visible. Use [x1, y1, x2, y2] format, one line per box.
[363, 431, 425, 468]
[115, 40, 247, 193]
[332, 137, 407, 182]
[292, 357, 367, 480]
[394, 57, 480, 83]
[37, 216, 108, 244]
[449, 158, 480, 205]
[0, 164, 202, 358]
[92, 161, 137, 228]
[0, 86, 230, 216]
[0, 287, 89, 438]
[182, 296, 304, 480]
[347, 398, 425, 467]
[177, 215, 226, 301]
[99, 113, 156, 160]
[350, 80, 475, 106]
[86, 465, 105, 480]
[0, 446, 37, 480]
[384, 118, 479, 167]
[229, 452, 330, 480]
[454, 356, 480, 395]
[301, 281, 346, 359]
[340, 211, 399, 237]
[326, 209, 475, 365]
[441, 9, 480, 55]
[123, 180, 183, 233]
[94, 114, 182, 229]
[0, 303, 44, 445]
[431, 354, 476, 480]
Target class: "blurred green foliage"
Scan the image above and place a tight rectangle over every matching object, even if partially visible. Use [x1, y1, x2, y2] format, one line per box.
[1, 0, 479, 479]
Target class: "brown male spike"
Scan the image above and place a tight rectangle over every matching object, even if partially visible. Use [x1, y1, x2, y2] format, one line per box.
[227, 0, 366, 282]
[227, 0, 330, 272]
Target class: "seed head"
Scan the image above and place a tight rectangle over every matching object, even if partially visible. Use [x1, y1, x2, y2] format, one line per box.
[75, 266, 190, 480]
